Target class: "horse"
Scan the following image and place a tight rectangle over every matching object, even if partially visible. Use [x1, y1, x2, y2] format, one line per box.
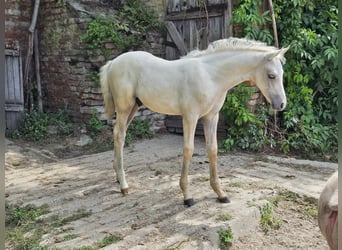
[100, 37, 289, 206]
[318, 171, 338, 250]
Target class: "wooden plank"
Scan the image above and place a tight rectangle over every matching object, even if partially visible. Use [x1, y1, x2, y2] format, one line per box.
[5, 49, 19, 56]
[5, 50, 24, 131]
[167, 0, 228, 14]
[5, 104, 25, 112]
[165, 21, 188, 56]
[166, 9, 223, 21]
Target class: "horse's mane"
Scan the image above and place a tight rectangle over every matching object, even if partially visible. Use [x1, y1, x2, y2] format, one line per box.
[184, 37, 285, 62]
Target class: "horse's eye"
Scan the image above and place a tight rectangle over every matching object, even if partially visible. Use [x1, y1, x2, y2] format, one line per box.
[268, 73, 276, 79]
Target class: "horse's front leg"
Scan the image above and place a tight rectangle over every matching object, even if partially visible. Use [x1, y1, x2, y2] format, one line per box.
[202, 113, 230, 203]
[180, 116, 198, 207]
[113, 113, 129, 194]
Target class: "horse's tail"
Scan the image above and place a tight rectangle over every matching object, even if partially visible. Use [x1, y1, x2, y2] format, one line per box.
[100, 61, 116, 118]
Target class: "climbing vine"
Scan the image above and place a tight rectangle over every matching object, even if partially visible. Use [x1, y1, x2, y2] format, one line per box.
[81, 0, 162, 52]
[222, 0, 337, 160]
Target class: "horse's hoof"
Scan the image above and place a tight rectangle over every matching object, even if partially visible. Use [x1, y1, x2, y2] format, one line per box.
[121, 188, 129, 195]
[184, 198, 195, 207]
[217, 197, 230, 203]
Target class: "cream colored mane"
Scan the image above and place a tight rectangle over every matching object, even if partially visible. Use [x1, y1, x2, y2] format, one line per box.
[185, 37, 285, 62]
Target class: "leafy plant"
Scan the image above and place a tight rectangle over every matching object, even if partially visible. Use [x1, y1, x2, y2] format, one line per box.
[218, 227, 234, 249]
[19, 110, 49, 141]
[224, 0, 338, 159]
[97, 235, 123, 248]
[87, 109, 106, 137]
[6, 203, 93, 249]
[230, 0, 273, 43]
[125, 117, 155, 146]
[6, 203, 49, 227]
[217, 213, 234, 222]
[221, 85, 268, 152]
[121, 0, 162, 32]
[6, 203, 50, 249]
[259, 203, 282, 233]
[82, 0, 162, 52]
[7, 109, 75, 141]
[82, 17, 133, 50]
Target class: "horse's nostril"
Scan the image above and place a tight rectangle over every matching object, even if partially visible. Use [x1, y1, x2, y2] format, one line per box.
[280, 103, 285, 109]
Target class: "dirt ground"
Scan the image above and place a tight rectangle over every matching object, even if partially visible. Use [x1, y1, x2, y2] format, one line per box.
[5, 133, 337, 249]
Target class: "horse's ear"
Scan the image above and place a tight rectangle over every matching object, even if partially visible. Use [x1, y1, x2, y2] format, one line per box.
[266, 46, 290, 61]
[280, 46, 290, 55]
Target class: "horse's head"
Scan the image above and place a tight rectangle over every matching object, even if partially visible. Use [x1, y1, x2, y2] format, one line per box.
[253, 46, 289, 111]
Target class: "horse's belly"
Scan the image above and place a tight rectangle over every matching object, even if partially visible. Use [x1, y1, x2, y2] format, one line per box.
[139, 93, 181, 115]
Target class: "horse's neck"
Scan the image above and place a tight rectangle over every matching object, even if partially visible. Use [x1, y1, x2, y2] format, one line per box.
[200, 50, 264, 90]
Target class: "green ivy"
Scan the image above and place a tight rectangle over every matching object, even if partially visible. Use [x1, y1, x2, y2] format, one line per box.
[223, 0, 337, 160]
[82, 17, 133, 50]
[82, 0, 162, 51]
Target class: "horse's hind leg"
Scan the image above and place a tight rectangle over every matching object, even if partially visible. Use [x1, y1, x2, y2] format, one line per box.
[113, 111, 130, 194]
[112, 102, 139, 194]
[126, 103, 140, 127]
[202, 113, 229, 203]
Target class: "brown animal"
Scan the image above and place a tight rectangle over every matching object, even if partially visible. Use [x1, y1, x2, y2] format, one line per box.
[318, 171, 338, 250]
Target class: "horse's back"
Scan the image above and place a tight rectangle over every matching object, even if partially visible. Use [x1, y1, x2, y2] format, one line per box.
[113, 51, 166, 66]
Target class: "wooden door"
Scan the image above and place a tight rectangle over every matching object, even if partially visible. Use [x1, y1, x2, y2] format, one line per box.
[165, 0, 232, 59]
[164, 0, 232, 137]
[5, 49, 24, 131]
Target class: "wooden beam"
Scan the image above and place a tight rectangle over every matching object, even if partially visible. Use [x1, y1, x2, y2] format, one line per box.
[165, 21, 188, 56]
[268, 0, 279, 48]
[166, 9, 223, 21]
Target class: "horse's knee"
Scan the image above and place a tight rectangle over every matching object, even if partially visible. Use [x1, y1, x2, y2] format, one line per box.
[114, 129, 125, 144]
[183, 145, 194, 158]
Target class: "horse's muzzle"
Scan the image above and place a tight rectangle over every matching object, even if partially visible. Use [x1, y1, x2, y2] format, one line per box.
[271, 98, 286, 111]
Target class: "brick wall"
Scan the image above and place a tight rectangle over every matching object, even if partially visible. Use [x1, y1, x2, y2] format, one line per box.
[36, 1, 165, 126]
[5, 0, 32, 51]
[5, 0, 166, 130]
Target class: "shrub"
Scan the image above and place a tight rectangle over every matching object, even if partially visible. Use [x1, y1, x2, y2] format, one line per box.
[125, 117, 154, 146]
[8, 109, 75, 141]
[222, 0, 337, 159]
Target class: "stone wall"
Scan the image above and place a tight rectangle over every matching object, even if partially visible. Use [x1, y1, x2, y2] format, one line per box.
[36, 1, 165, 130]
[5, 0, 166, 131]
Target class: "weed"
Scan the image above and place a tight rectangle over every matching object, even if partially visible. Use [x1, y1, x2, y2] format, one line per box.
[5, 203, 49, 227]
[217, 214, 234, 222]
[6, 203, 92, 249]
[228, 182, 242, 188]
[125, 117, 154, 146]
[259, 203, 282, 233]
[5, 203, 50, 249]
[63, 233, 79, 241]
[198, 176, 210, 182]
[7, 109, 75, 141]
[87, 109, 105, 137]
[218, 227, 233, 249]
[61, 209, 92, 224]
[77, 246, 95, 250]
[97, 234, 123, 248]
[76, 246, 95, 250]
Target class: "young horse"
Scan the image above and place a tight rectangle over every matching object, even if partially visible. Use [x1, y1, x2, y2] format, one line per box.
[100, 37, 289, 206]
